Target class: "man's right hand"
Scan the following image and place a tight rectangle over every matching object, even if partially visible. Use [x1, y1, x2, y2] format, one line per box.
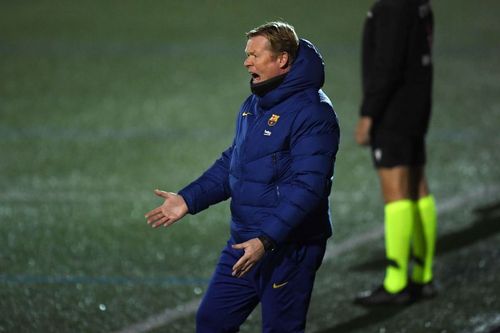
[145, 189, 188, 228]
[355, 116, 372, 146]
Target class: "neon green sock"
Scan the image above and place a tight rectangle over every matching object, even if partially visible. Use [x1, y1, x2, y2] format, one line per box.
[411, 195, 437, 284]
[411, 201, 426, 280]
[383, 200, 413, 293]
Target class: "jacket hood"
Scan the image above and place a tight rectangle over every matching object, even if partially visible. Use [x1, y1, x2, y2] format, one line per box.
[257, 38, 325, 110]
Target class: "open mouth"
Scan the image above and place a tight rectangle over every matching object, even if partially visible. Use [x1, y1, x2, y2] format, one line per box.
[250, 72, 260, 82]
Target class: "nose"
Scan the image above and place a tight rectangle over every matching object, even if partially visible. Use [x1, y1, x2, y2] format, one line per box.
[244, 56, 251, 68]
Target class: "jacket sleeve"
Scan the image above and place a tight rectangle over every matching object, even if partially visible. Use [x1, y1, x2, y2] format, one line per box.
[360, 1, 410, 120]
[178, 145, 232, 214]
[261, 104, 340, 244]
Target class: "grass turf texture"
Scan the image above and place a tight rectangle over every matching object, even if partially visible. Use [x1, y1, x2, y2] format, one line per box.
[1, 0, 500, 332]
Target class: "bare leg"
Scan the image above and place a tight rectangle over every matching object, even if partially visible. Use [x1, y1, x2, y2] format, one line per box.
[376, 167, 413, 293]
[377, 166, 411, 203]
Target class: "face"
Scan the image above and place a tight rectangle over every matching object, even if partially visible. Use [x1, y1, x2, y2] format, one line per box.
[244, 35, 289, 84]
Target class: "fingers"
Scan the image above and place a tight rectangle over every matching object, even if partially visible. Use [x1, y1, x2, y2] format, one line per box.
[145, 190, 177, 229]
[154, 189, 169, 198]
[231, 243, 253, 278]
[230, 239, 266, 277]
[232, 256, 254, 278]
[232, 256, 245, 275]
[145, 207, 162, 220]
[231, 243, 245, 250]
[152, 216, 171, 228]
[154, 189, 176, 199]
[145, 209, 167, 225]
[145, 206, 174, 227]
[233, 266, 251, 278]
[146, 213, 163, 225]
[145, 210, 181, 228]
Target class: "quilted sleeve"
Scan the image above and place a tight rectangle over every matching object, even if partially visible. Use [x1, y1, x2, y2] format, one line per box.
[178, 145, 232, 214]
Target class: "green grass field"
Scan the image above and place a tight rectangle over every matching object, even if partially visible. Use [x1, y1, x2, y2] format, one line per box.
[1, 1, 500, 332]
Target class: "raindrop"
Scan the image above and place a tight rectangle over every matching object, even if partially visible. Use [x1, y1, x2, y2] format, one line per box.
[99, 304, 107, 311]
[194, 287, 202, 295]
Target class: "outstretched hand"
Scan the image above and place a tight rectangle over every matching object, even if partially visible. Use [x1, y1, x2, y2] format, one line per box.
[145, 189, 188, 228]
[231, 238, 265, 278]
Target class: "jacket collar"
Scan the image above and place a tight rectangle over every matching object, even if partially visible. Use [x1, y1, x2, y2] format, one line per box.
[255, 39, 325, 110]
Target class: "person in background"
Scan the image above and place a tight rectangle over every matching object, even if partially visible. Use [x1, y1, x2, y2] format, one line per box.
[146, 21, 340, 331]
[354, 0, 438, 306]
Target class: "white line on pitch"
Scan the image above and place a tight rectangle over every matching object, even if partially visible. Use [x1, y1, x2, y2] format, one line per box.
[112, 298, 201, 333]
[324, 185, 500, 261]
[113, 185, 500, 333]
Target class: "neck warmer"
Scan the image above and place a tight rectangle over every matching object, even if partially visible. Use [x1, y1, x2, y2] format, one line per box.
[250, 73, 288, 97]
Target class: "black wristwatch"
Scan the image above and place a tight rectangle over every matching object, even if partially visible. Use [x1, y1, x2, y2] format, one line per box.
[258, 234, 276, 252]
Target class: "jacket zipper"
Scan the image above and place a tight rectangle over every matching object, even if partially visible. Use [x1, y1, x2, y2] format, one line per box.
[272, 153, 280, 198]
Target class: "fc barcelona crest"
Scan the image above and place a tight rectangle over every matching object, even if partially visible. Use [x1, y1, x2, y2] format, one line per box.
[268, 114, 280, 126]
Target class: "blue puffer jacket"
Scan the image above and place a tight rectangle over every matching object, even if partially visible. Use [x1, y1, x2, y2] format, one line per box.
[179, 39, 340, 245]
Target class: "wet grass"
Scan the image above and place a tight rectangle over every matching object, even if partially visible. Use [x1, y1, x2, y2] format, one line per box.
[1, 0, 500, 332]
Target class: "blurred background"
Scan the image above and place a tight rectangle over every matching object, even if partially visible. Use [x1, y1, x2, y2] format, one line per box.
[1, 0, 499, 332]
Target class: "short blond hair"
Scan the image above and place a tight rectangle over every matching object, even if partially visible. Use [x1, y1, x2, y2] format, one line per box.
[246, 21, 299, 64]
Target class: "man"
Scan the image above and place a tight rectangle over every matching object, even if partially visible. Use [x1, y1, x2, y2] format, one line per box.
[354, 0, 437, 306]
[145, 22, 339, 332]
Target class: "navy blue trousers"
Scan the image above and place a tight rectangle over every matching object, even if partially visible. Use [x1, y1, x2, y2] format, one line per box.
[196, 238, 327, 333]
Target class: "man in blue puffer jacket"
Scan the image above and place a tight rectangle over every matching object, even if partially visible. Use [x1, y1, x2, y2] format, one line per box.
[145, 21, 340, 332]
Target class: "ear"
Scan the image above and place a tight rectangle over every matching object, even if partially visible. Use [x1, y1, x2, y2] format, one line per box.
[277, 52, 290, 69]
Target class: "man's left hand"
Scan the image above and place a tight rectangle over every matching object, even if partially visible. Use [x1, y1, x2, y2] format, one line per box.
[231, 238, 266, 278]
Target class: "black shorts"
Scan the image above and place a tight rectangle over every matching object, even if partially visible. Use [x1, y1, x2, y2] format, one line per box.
[370, 132, 426, 168]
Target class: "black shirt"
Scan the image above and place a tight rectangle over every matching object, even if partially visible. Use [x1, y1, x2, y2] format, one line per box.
[360, 0, 434, 136]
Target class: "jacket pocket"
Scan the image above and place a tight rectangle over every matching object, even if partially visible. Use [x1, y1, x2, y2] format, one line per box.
[271, 150, 291, 181]
[272, 153, 281, 203]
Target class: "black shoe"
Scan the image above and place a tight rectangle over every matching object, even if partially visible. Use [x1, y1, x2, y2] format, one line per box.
[354, 285, 412, 306]
[408, 280, 438, 300]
